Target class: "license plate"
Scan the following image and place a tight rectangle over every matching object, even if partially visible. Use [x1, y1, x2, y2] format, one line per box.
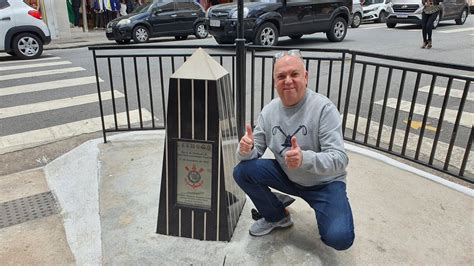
[106, 28, 112, 33]
[397, 14, 408, 18]
[210, 19, 220, 27]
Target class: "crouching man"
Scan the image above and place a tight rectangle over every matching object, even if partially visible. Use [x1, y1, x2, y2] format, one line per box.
[233, 50, 354, 250]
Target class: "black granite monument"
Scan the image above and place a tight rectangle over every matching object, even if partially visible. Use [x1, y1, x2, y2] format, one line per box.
[157, 48, 246, 241]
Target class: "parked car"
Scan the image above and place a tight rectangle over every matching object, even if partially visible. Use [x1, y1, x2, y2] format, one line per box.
[205, 0, 351, 46]
[386, 0, 469, 28]
[106, 0, 208, 44]
[362, 0, 393, 23]
[470, 0, 474, 14]
[351, 0, 364, 27]
[0, 0, 51, 59]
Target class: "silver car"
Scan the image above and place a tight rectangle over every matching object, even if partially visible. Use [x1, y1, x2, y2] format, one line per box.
[0, 0, 51, 59]
[351, 0, 364, 27]
[386, 0, 469, 28]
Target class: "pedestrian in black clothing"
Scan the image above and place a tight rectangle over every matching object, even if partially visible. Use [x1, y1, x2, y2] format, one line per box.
[72, 0, 82, 27]
[126, 0, 134, 14]
[421, 0, 441, 49]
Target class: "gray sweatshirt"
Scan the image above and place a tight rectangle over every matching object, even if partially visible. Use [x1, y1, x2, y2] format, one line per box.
[237, 89, 348, 186]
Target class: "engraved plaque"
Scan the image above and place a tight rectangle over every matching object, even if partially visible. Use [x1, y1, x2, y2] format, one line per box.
[175, 140, 213, 210]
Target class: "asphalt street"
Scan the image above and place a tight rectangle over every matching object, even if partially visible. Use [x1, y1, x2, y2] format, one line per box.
[0, 17, 472, 177]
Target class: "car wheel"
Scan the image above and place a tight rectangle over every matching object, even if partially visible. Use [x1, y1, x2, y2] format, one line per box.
[376, 11, 388, 23]
[174, 35, 188, 40]
[115, 39, 131, 44]
[12, 32, 43, 60]
[194, 22, 208, 39]
[214, 37, 234, 44]
[289, 34, 303, 40]
[433, 13, 440, 29]
[132, 25, 150, 43]
[351, 13, 362, 28]
[386, 22, 397, 28]
[455, 9, 468, 25]
[326, 17, 347, 42]
[254, 22, 278, 46]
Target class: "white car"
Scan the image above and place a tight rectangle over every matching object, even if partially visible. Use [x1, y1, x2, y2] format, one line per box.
[362, 0, 393, 23]
[0, 0, 51, 59]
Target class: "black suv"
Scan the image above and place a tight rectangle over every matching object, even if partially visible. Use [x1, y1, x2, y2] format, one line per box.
[205, 0, 351, 46]
[106, 0, 208, 44]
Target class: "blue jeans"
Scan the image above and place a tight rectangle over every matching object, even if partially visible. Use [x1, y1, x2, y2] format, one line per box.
[233, 159, 355, 250]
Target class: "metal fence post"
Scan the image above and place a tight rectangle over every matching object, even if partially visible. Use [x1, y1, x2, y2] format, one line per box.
[236, 0, 246, 140]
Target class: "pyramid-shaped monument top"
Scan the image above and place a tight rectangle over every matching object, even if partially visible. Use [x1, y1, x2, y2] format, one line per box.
[170, 48, 228, 80]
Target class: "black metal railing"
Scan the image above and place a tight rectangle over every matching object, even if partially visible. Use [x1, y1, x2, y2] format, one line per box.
[90, 45, 473, 183]
[339, 50, 473, 183]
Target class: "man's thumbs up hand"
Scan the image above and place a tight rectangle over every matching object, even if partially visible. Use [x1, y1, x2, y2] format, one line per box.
[239, 124, 254, 156]
[285, 136, 302, 169]
[246, 124, 254, 141]
[291, 136, 299, 150]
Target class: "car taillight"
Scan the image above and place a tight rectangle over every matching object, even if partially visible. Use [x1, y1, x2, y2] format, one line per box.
[28, 10, 42, 20]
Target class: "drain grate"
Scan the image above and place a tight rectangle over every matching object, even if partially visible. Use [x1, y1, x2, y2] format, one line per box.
[0, 191, 58, 229]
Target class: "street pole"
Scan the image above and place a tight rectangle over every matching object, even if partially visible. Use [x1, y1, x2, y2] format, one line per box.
[82, 0, 88, 32]
[235, 0, 246, 140]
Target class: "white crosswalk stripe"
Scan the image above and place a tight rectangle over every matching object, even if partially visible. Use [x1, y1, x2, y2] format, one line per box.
[374, 98, 473, 128]
[0, 76, 103, 97]
[0, 109, 152, 155]
[438, 27, 474, 33]
[0, 56, 61, 65]
[418, 86, 474, 101]
[0, 67, 85, 81]
[0, 91, 124, 119]
[0, 61, 72, 71]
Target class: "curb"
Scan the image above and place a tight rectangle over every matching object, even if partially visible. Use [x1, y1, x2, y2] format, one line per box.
[44, 41, 112, 50]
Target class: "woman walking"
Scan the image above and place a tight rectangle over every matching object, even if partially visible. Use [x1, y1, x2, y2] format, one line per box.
[421, 0, 441, 49]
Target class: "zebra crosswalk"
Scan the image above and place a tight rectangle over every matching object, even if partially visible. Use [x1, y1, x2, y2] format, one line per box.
[344, 79, 473, 176]
[0, 55, 152, 155]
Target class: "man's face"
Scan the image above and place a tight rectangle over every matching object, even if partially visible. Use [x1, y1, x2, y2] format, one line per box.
[273, 55, 308, 107]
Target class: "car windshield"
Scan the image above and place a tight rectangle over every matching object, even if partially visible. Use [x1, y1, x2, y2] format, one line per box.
[131, 3, 152, 14]
[362, 0, 384, 5]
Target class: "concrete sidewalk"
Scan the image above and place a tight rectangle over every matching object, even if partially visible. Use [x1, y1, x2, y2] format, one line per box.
[0, 130, 473, 264]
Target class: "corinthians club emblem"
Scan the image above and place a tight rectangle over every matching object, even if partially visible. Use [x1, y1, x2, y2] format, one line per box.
[185, 164, 205, 189]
